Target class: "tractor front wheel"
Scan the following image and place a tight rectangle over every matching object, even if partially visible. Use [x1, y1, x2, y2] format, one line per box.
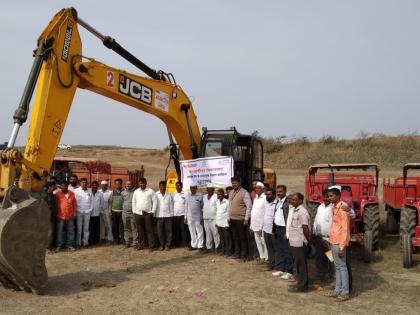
[402, 234, 413, 268]
[400, 206, 416, 268]
[363, 204, 380, 262]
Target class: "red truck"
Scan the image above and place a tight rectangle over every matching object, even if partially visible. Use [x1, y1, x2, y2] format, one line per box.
[51, 157, 144, 188]
[305, 163, 380, 262]
[383, 163, 420, 268]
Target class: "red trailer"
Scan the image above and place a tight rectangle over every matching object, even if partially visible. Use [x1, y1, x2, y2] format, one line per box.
[383, 163, 420, 268]
[51, 157, 144, 189]
[383, 178, 404, 233]
[305, 163, 380, 262]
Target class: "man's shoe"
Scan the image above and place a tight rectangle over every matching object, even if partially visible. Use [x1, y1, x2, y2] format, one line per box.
[281, 273, 293, 280]
[160, 246, 165, 251]
[67, 246, 76, 251]
[53, 247, 61, 253]
[124, 244, 130, 248]
[335, 294, 350, 302]
[165, 247, 171, 251]
[272, 270, 284, 276]
[288, 285, 307, 293]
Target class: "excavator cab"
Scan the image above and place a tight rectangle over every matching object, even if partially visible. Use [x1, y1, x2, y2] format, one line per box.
[201, 127, 264, 191]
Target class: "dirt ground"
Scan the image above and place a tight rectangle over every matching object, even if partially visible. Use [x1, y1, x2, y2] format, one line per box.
[1, 148, 420, 314]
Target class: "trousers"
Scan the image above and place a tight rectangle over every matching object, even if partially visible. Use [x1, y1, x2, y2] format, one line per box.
[203, 219, 220, 249]
[332, 244, 349, 295]
[111, 211, 124, 244]
[89, 215, 101, 245]
[275, 225, 294, 273]
[254, 231, 268, 260]
[188, 220, 204, 248]
[217, 226, 232, 255]
[56, 218, 75, 248]
[100, 211, 113, 241]
[314, 235, 334, 279]
[291, 245, 308, 290]
[230, 219, 248, 258]
[157, 217, 173, 247]
[173, 215, 189, 247]
[135, 212, 156, 248]
[122, 212, 138, 246]
[77, 212, 91, 246]
[263, 232, 276, 268]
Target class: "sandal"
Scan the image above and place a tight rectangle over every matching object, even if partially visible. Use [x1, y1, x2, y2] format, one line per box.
[325, 290, 340, 298]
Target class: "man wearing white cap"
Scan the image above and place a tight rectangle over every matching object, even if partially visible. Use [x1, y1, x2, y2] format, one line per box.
[250, 182, 268, 262]
[100, 180, 113, 244]
[202, 184, 220, 252]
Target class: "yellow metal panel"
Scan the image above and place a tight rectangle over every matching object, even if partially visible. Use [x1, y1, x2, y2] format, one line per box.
[23, 9, 81, 189]
[75, 60, 201, 159]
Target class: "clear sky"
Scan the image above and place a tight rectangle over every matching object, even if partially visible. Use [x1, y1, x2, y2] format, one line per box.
[0, 0, 419, 148]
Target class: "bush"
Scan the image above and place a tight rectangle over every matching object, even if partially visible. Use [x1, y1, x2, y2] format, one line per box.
[319, 135, 338, 145]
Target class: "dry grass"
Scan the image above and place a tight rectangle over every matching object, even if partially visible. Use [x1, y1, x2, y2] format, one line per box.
[265, 134, 420, 170]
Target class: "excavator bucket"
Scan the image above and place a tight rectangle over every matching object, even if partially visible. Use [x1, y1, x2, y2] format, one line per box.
[0, 186, 50, 293]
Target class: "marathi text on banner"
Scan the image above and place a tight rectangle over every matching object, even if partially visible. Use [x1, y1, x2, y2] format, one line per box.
[180, 156, 234, 189]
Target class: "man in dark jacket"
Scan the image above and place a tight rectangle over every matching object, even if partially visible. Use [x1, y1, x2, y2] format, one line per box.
[44, 181, 58, 250]
[272, 185, 294, 280]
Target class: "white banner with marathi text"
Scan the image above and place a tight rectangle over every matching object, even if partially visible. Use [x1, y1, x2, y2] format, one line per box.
[180, 156, 234, 189]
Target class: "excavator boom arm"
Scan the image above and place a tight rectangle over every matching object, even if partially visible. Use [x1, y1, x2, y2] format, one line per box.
[1, 7, 201, 194]
[0, 7, 201, 293]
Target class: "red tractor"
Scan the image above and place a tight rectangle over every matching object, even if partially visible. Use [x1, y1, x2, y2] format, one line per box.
[305, 163, 380, 262]
[383, 163, 420, 267]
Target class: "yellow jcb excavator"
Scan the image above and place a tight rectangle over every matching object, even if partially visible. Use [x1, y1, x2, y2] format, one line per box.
[0, 8, 276, 293]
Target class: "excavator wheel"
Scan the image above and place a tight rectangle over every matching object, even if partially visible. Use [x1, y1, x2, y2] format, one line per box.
[0, 186, 50, 293]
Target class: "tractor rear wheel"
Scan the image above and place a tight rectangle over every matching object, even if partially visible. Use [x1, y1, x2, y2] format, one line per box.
[386, 207, 399, 234]
[400, 206, 416, 268]
[306, 202, 318, 224]
[363, 204, 380, 262]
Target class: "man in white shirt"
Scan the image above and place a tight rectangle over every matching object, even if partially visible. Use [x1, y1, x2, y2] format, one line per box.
[89, 180, 105, 246]
[132, 177, 157, 251]
[69, 174, 79, 192]
[250, 182, 268, 261]
[313, 189, 334, 282]
[203, 185, 220, 252]
[184, 185, 204, 250]
[74, 178, 93, 247]
[99, 180, 113, 244]
[172, 181, 189, 248]
[155, 180, 174, 250]
[215, 188, 231, 256]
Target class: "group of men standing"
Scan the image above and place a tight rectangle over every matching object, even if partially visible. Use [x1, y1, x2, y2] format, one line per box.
[44, 174, 351, 301]
[247, 181, 351, 301]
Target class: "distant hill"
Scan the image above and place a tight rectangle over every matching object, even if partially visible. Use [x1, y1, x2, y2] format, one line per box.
[263, 134, 420, 170]
[57, 134, 420, 174]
